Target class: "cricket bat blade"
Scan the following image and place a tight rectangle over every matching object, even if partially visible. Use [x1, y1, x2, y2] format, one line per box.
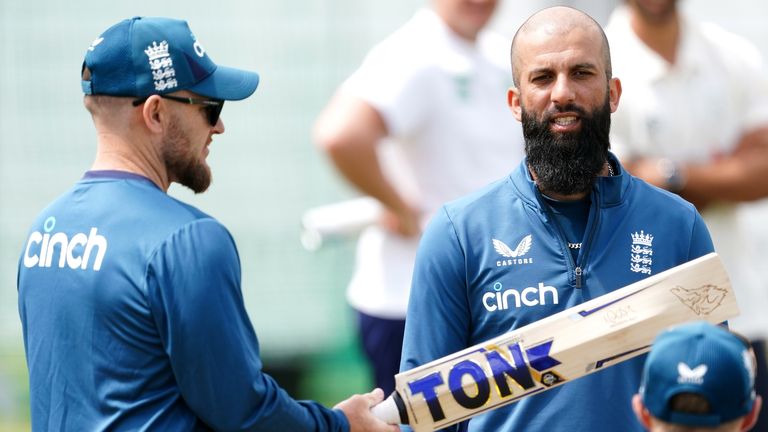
[372, 253, 739, 431]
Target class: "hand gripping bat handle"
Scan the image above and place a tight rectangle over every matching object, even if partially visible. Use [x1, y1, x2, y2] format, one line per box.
[371, 390, 409, 425]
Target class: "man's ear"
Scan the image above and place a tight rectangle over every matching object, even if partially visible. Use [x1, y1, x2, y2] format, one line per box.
[508, 87, 522, 122]
[632, 394, 653, 429]
[140, 95, 166, 134]
[741, 395, 762, 431]
[609, 77, 622, 113]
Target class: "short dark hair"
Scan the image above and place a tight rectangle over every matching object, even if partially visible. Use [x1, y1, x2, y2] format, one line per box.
[669, 393, 711, 415]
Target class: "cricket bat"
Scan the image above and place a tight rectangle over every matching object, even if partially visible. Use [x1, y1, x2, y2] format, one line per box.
[371, 252, 739, 431]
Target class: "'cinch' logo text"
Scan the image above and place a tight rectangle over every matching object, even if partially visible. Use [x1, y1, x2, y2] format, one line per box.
[23, 216, 108, 271]
[483, 282, 559, 312]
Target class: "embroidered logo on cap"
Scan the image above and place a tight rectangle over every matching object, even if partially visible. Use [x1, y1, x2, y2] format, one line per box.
[677, 362, 707, 385]
[144, 41, 177, 91]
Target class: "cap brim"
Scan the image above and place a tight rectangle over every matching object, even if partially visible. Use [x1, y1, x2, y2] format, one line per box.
[189, 65, 260, 101]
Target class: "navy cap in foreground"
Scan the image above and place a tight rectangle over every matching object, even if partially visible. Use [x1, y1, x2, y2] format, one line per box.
[640, 321, 756, 427]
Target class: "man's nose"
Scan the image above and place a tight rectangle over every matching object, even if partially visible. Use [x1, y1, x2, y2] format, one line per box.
[550, 75, 575, 106]
[213, 117, 225, 134]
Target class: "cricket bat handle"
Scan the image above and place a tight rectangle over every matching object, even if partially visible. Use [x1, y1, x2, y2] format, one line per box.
[300, 197, 382, 251]
[371, 391, 409, 425]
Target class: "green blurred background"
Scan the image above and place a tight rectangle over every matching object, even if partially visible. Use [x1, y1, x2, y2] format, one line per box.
[0, 0, 765, 430]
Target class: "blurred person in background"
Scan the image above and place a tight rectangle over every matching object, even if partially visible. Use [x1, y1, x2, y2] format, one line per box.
[633, 321, 762, 432]
[17, 16, 397, 432]
[605, 2, 768, 430]
[313, 0, 524, 396]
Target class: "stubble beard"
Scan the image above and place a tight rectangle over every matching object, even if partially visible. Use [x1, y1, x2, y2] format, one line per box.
[163, 116, 211, 194]
[522, 96, 612, 197]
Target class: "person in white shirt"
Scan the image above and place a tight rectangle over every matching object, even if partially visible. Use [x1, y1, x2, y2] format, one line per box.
[605, 2, 768, 430]
[313, 0, 524, 396]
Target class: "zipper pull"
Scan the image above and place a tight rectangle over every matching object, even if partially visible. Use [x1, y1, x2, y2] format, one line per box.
[575, 266, 583, 288]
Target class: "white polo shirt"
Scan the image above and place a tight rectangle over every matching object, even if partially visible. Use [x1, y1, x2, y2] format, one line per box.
[607, 5, 768, 338]
[341, 8, 524, 318]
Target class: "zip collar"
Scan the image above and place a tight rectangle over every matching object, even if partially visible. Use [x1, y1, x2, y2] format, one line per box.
[509, 151, 629, 211]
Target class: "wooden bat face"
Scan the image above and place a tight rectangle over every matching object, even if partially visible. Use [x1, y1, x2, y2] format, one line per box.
[388, 253, 738, 432]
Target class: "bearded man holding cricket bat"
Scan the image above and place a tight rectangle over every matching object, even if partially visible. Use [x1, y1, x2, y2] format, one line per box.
[400, 6, 716, 431]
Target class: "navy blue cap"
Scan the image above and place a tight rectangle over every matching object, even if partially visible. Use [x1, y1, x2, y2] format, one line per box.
[640, 321, 756, 427]
[82, 17, 259, 100]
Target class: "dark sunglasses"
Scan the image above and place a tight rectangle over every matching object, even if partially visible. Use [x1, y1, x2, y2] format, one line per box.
[132, 94, 224, 126]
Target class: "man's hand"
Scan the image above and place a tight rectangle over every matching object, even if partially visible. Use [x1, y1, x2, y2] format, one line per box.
[334, 388, 400, 432]
[623, 158, 681, 190]
[380, 205, 421, 238]
[623, 157, 711, 210]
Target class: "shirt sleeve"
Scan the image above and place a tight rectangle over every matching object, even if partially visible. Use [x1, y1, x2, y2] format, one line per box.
[687, 210, 715, 261]
[342, 40, 433, 138]
[400, 208, 470, 432]
[146, 219, 348, 432]
[707, 24, 768, 131]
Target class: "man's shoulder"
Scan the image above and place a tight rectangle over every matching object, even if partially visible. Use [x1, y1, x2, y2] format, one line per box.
[604, 5, 633, 42]
[134, 193, 230, 249]
[442, 176, 518, 221]
[32, 177, 226, 248]
[98, 178, 219, 229]
[369, 10, 439, 56]
[694, 20, 764, 66]
[368, 9, 506, 68]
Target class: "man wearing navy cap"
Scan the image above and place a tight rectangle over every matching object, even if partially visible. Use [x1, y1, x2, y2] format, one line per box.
[17, 17, 397, 432]
[634, 321, 763, 431]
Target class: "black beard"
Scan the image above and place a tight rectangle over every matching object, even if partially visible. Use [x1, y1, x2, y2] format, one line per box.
[522, 98, 611, 196]
[163, 117, 211, 194]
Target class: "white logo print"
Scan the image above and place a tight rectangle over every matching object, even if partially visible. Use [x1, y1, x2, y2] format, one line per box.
[493, 235, 534, 267]
[23, 216, 108, 271]
[193, 39, 206, 57]
[145, 41, 178, 92]
[483, 281, 558, 312]
[88, 37, 104, 51]
[677, 362, 707, 384]
[630, 230, 653, 274]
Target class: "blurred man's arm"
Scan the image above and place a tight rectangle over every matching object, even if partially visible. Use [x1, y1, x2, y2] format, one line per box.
[313, 92, 419, 236]
[623, 126, 768, 210]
